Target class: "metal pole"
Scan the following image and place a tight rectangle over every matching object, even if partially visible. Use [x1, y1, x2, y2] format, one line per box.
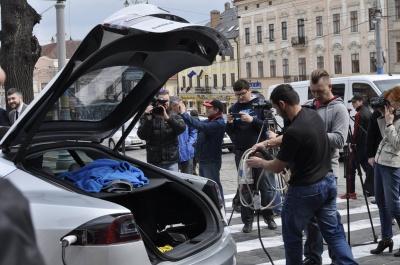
[55, 1, 66, 69]
[375, 0, 383, 74]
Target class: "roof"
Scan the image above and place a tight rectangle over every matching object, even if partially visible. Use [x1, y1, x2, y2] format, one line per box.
[40, 40, 82, 60]
[206, 7, 239, 40]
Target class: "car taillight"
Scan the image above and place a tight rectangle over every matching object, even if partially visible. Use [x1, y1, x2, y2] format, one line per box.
[63, 214, 141, 245]
[201, 180, 223, 210]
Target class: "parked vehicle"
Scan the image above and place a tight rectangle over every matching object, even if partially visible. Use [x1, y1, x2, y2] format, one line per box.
[268, 74, 400, 128]
[0, 4, 236, 265]
[107, 120, 146, 149]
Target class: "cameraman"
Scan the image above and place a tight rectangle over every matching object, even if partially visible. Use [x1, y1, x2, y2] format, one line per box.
[137, 91, 186, 171]
[247, 84, 357, 265]
[370, 86, 400, 257]
[226, 79, 276, 233]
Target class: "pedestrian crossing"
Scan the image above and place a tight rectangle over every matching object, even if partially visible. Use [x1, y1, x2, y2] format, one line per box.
[223, 193, 400, 265]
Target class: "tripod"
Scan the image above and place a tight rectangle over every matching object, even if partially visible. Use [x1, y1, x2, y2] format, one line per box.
[343, 124, 378, 246]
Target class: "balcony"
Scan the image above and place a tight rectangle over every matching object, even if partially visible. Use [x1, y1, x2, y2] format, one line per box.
[291, 36, 308, 49]
[283, 75, 310, 83]
[180, 86, 232, 94]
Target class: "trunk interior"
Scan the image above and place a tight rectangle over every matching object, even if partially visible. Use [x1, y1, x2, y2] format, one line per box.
[22, 144, 221, 263]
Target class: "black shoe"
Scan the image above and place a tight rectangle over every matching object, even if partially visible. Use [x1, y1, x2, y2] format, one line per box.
[242, 223, 253, 233]
[371, 200, 376, 204]
[265, 218, 277, 230]
[370, 239, 394, 254]
[394, 248, 400, 257]
[302, 258, 321, 265]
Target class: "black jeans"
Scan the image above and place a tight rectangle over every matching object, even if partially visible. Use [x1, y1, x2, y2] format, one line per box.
[234, 150, 274, 224]
[348, 145, 373, 194]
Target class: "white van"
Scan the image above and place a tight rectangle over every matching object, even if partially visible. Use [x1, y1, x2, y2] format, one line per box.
[267, 74, 400, 128]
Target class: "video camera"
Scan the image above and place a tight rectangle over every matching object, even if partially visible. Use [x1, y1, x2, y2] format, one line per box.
[151, 97, 168, 115]
[252, 100, 272, 110]
[370, 96, 387, 110]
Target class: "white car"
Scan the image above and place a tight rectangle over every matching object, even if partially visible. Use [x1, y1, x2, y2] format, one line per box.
[107, 120, 146, 149]
[0, 4, 236, 265]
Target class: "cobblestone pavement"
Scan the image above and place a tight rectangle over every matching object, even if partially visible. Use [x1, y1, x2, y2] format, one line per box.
[126, 148, 400, 265]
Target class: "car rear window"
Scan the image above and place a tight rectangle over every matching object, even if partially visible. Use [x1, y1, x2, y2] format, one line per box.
[45, 66, 145, 122]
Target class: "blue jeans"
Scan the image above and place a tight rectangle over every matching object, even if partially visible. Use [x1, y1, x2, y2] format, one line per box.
[269, 173, 283, 214]
[199, 160, 224, 206]
[151, 162, 178, 172]
[374, 163, 400, 239]
[282, 174, 357, 265]
[179, 158, 193, 174]
[304, 178, 345, 264]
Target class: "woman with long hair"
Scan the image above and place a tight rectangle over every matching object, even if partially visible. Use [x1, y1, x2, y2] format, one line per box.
[370, 86, 400, 257]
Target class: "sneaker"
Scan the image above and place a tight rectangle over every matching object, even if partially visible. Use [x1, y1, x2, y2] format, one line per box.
[265, 218, 278, 230]
[242, 223, 253, 233]
[370, 200, 376, 204]
[340, 193, 357, 199]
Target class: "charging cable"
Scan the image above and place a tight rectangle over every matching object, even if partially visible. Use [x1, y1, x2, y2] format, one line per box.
[61, 235, 77, 265]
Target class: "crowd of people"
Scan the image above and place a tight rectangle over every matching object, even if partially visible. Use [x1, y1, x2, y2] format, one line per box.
[133, 69, 400, 264]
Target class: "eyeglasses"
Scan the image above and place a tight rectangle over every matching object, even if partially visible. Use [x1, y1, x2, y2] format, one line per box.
[235, 91, 248, 97]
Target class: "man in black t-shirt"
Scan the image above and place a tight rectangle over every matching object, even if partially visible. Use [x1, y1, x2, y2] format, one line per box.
[247, 84, 357, 265]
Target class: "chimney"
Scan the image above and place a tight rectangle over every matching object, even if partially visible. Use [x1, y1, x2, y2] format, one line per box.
[210, 10, 221, 29]
[225, 2, 230, 10]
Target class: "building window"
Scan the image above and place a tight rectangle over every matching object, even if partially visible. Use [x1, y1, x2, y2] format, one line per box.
[205, 75, 209, 87]
[258, 61, 264, 77]
[213, 74, 218, 87]
[334, 55, 342, 74]
[222, 74, 226, 87]
[197, 76, 201, 87]
[182, 76, 186, 88]
[245, 27, 250, 44]
[221, 55, 226, 61]
[282, 58, 289, 77]
[369, 8, 376, 30]
[298, 19, 305, 37]
[257, 26, 262, 43]
[257, 4, 260, 8]
[230, 73, 235, 86]
[245, 6, 248, 10]
[396, 0, 400, 19]
[269, 24, 274, 41]
[350, 11, 358, 32]
[282, 21, 287, 40]
[317, 56, 324, 69]
[270, 60, 276, 77]
[397, 42, 400, 62]
[299, 58, 306, 81]
[351, 53, 360, 73]
[333, 14, 340, 34]
[370, 52, 377, 73]
[316, 16, 323, 36]
[246, 62, 252, 78]
[230, 50, 234, 60]
[189, 77, 193, 88]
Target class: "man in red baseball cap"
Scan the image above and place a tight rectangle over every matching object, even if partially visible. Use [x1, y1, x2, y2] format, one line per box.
[178, 99, 226, 207]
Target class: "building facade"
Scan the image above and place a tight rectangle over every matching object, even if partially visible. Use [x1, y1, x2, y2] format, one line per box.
[234, 0, 389, 95]
[178, 2, 240, 114]
[387, 0, 400, 73]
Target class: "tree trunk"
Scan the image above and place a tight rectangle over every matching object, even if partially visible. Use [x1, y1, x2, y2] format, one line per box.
[0, 0, 41, 108]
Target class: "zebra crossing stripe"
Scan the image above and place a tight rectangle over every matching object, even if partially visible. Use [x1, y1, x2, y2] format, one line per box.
[253, 234, 400, 265]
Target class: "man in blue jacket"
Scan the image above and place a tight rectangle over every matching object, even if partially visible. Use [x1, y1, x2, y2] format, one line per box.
[169, 96, 197, 174]
[178, 99, 226, 204]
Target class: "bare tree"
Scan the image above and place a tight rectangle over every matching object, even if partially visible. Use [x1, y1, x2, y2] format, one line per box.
[0, 0, 41, 107]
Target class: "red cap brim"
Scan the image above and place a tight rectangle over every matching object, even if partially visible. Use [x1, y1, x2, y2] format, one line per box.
[203, 103, 213, 107]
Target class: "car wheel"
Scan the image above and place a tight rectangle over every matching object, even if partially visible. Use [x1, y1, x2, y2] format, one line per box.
[228, 147, 233, 153]
[140, 145, 146, 149]
[109, 139, 115, 149]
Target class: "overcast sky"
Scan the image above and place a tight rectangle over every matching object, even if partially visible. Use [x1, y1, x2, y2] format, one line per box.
[27, 0, 231, 45]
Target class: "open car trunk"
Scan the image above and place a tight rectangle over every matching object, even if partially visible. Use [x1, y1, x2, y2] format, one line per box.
[22, 143, 223, 264]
